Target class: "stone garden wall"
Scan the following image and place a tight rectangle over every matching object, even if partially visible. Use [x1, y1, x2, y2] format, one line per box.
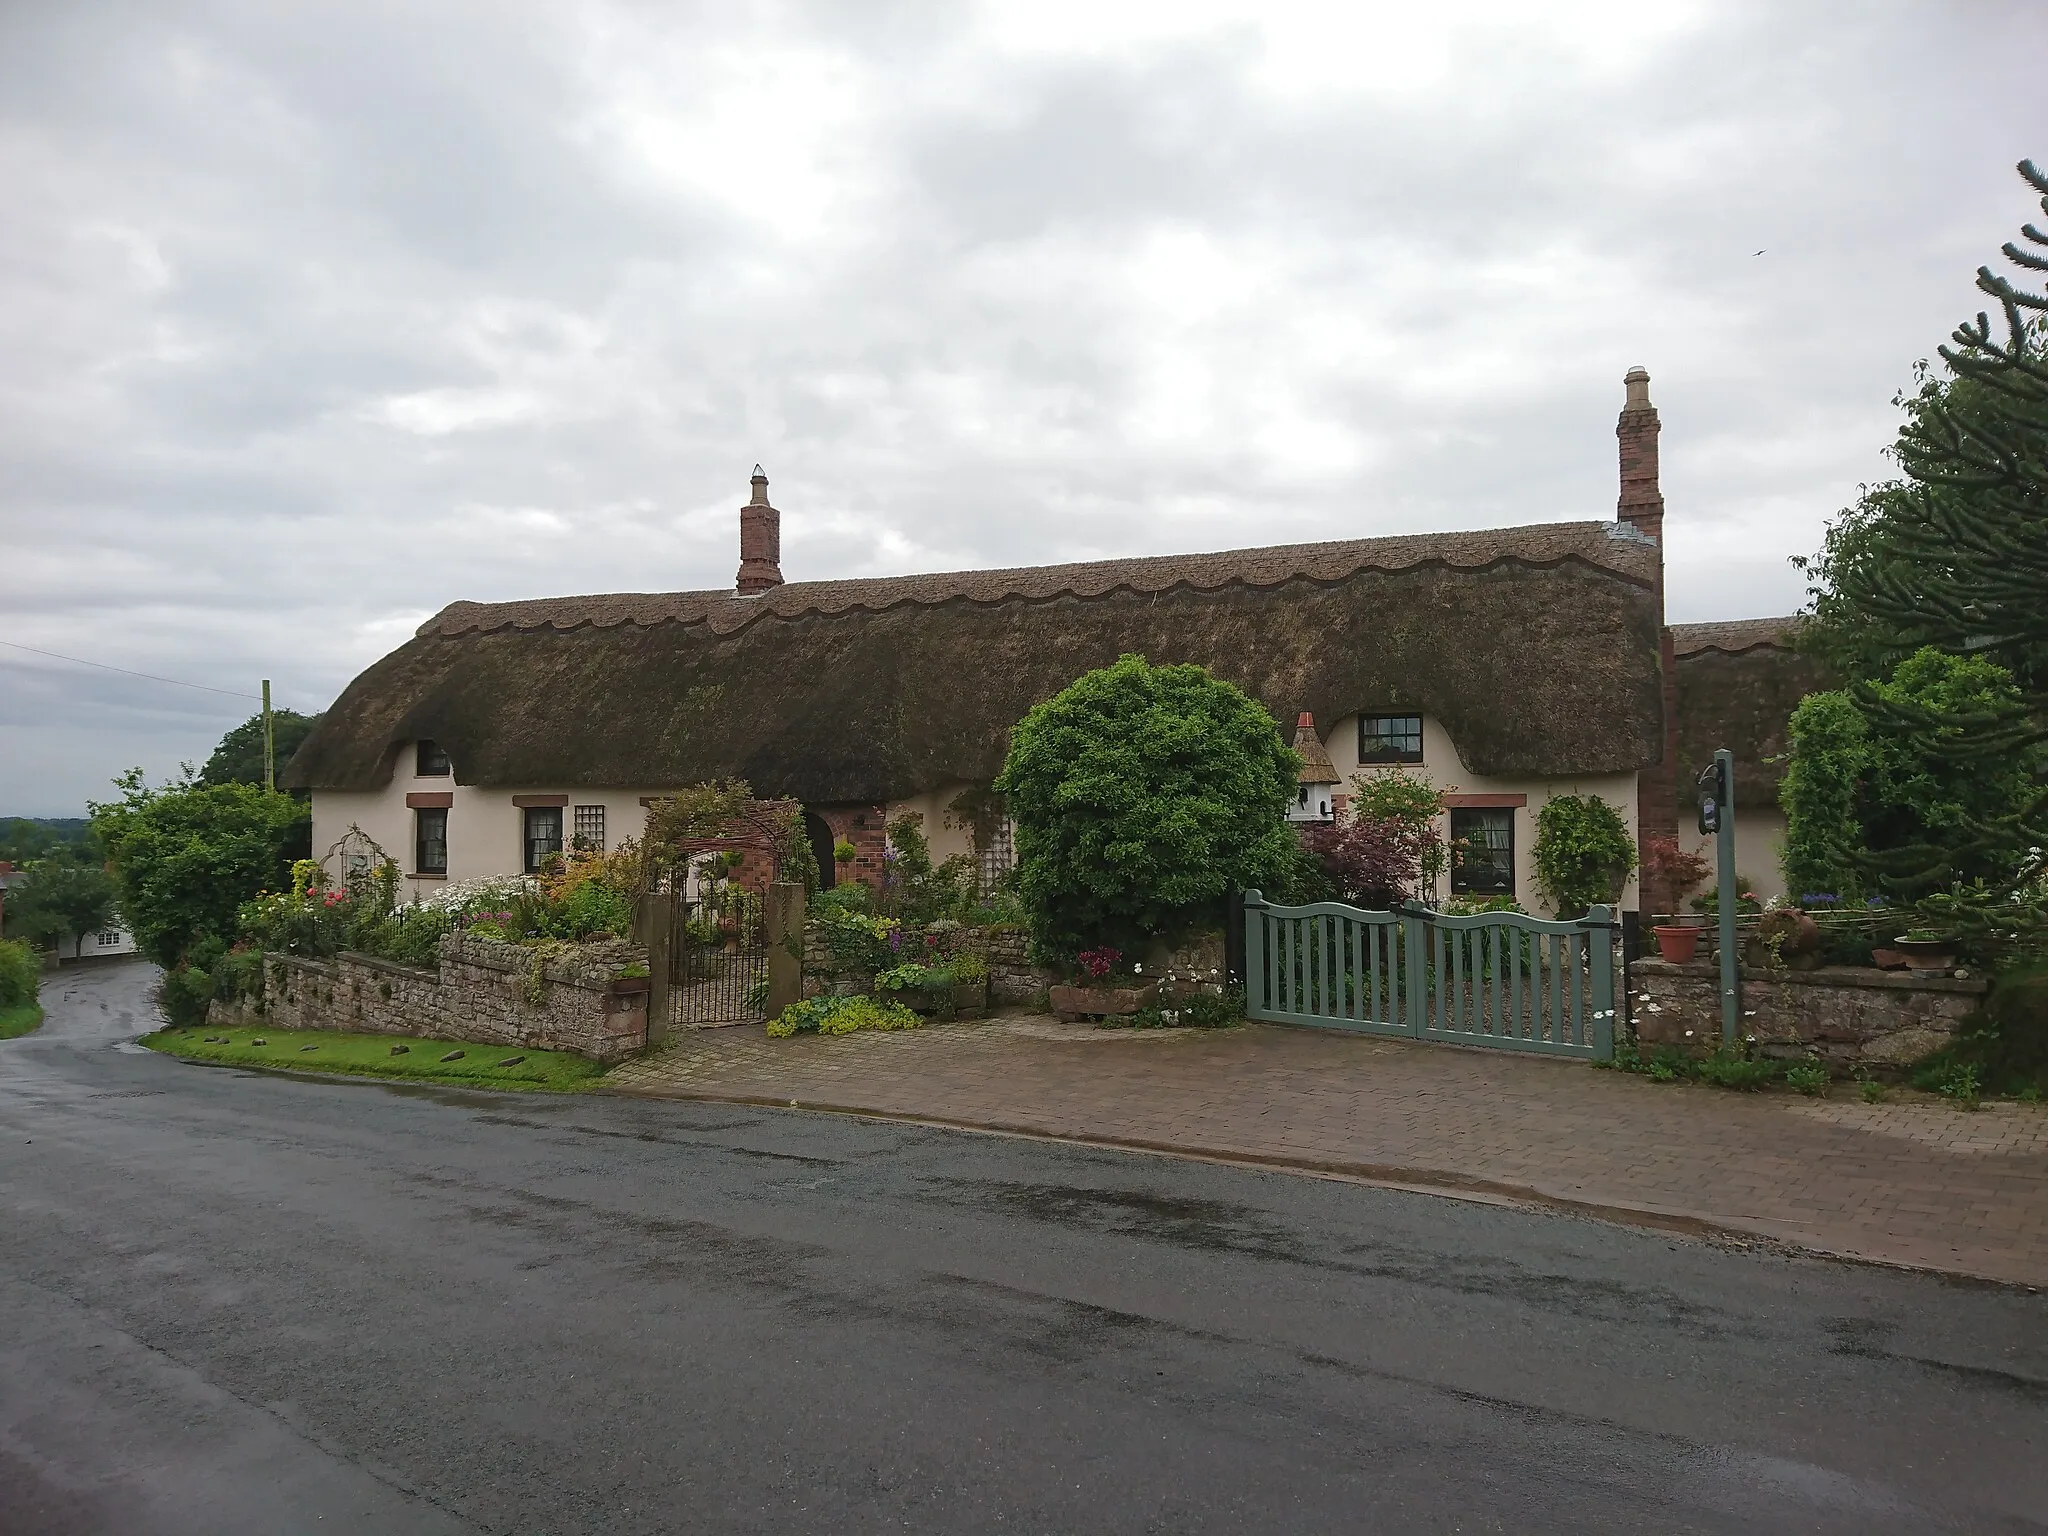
[1631, 959, 1986, 1069]
[206, 932, 649, 1063]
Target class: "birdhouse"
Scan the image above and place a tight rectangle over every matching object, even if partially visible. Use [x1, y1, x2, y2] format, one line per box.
[1287, 711, 1340, 823]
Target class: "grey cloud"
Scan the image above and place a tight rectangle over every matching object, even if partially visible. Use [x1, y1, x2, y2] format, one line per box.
[3, 0, 2044, 813]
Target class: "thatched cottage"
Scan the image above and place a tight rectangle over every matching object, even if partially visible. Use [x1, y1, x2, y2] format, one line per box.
[285, 370, 1815, 916]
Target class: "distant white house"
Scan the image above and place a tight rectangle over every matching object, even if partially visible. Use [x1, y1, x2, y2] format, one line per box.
[0, 861, 138, 960]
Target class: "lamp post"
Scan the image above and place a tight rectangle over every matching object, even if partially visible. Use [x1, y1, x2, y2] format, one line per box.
[1696, 749, 1740, 1045]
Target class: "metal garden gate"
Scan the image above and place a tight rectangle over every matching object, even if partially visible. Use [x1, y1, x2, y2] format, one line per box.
[1241, 890, 1617, 1061]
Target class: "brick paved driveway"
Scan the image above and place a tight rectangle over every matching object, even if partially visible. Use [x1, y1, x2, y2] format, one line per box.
[605, 1013, 2048, 1287]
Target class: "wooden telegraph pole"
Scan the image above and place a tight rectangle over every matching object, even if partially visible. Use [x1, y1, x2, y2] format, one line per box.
[262, 679, 274, 792]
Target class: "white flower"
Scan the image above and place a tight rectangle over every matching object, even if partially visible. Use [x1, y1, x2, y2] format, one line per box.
[1133, 962, 1143, 974]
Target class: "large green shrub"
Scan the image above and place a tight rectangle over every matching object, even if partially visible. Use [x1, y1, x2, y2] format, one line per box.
[1531, 794, 1636, 919]
[0, 938, 39, 1010]
[1781, 690, 1871, 903]
[993, 654, 1300, 957]
[1781, 648, 2042, 899]
[91, 770, 308, 967]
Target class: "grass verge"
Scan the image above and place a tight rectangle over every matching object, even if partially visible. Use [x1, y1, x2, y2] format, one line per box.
[141, 1025, 608, 1091]
[0, 1004, 44, 1040]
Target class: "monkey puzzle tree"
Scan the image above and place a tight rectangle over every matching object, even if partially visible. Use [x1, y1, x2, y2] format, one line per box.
[1799, 159, 2048, 893]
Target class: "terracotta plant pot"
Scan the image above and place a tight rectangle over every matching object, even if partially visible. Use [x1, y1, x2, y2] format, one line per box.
[1652, 925, 1701, 965]
[1049, 981, 1158, 1022]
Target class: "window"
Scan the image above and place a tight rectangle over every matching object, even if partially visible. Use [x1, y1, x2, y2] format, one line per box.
[975, 818, 1016, 897]
[95, 931, 122, 948]
[523, 806, 563, 873]
[416, 740, 451, 776]
[1449, 808, 1515, 896]
[1359, 715, 1424, 765]
[572, 804, 606, 853]
[415, 807, 449, 876]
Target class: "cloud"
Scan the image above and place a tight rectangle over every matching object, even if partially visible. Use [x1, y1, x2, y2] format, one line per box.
[2, 0, 2044, 812]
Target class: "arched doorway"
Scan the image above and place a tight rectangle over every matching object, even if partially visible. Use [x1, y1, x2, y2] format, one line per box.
[804, 811, 837, 890]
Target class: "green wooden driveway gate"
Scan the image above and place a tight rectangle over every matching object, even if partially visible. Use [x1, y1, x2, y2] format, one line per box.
[1241, 891, 1618, 1061]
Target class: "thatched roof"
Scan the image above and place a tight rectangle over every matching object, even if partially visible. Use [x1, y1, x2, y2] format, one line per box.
[285, 520, 1665, 800]
[1670, 617, 1832, 810]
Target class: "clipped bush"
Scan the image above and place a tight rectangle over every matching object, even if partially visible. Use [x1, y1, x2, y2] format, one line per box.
[995, 654, 1300, 959]
[1532, 794, 1637, 918]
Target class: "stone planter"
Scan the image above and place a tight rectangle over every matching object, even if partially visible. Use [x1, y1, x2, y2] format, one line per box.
[1653, 925, 1700, 965]
[951, 981, 988, 1019]
[609, 974, 650, 996]
[1049, 981, 1158, 1022]
[1893, 937, 1956, 975]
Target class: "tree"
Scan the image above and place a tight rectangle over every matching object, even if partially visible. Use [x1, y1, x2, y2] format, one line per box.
[1782, 649, 2043, 899]
[199, 709, 324, 791]
[993, 654, 1301, 957]
[1797, 159, 2048, 889]
[2, 861, 119, 957]
[89, 769, 309, 967]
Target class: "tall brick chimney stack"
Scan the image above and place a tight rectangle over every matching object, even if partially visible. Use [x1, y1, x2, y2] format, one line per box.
[735, 465, 783, 596]
[1617, 366, 1679, 918]
[1616, 365, 1663, 543]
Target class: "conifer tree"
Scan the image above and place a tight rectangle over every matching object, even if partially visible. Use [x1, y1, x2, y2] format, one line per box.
[1829, 160, 2048, 892]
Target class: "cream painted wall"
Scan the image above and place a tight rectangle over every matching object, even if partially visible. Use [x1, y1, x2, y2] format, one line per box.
[311, 772, 678, 902]
[884, 784, 981, 864]
[1681, 808, 1789, 908]
[1325, 713, 1643, 917]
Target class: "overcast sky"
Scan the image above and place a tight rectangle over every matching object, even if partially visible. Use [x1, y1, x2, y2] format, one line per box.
[3, 1, 2044, 815]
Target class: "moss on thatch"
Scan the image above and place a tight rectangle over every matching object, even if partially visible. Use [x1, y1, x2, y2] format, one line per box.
[286, 521, 1664, 799]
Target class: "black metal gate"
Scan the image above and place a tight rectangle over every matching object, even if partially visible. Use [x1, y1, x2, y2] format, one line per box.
[665, 893, 768, 1028]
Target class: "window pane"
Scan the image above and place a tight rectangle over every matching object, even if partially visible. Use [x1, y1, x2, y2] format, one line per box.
[524, 807, 563, 873]
[573, 804, 606, 852]
[416, 740, 451, 776]
[1359, 715, 1423, 764]
[1449, 808, 1514, 895]
[416, 808, 448, 875]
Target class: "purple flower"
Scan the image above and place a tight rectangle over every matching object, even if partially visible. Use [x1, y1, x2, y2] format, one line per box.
[889, 928, 904, 952]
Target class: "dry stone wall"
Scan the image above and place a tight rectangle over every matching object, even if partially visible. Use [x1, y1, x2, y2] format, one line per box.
[206, 932, 648, 1063]
[1631, 959, 1986, 1069]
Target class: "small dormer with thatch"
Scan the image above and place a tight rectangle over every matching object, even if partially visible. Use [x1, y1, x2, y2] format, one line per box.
[1287, 712, 1340, 824]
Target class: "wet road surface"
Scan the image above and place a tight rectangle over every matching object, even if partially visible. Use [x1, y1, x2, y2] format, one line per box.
[3, 959, 2045, 1534]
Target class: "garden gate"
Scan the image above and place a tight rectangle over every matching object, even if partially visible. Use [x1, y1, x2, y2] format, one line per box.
[1241, 890, 1617, 1061]
[663, 891, 768, 1028]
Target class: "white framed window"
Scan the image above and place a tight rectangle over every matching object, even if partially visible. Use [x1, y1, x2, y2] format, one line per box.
[96, 931, 122, 947]
[573, 804, 606, 853]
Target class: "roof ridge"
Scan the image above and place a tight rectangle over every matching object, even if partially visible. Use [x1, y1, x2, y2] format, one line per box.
[1671, 615, 1805, 656]
[420, 519, 1656, 638]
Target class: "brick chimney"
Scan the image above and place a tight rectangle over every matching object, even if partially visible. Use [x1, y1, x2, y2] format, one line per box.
[1616, 365, 1663, 544]
[735, 465, 783, 596]
[1618, 367, 1679, 919]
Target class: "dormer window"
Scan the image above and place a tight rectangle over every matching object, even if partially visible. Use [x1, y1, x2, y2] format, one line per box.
[1359, 715, 1423, 765]
[416, 740, 451, 776]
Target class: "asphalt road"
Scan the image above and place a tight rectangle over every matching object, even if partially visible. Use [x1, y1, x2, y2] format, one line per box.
[2, 960, 2044, 1535]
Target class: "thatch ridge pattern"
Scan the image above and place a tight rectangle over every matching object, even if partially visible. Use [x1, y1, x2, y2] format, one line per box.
[423, 520, 1659, 640]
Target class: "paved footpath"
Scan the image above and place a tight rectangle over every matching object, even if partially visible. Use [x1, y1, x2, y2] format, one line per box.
[607, 1013, 2048, 1287]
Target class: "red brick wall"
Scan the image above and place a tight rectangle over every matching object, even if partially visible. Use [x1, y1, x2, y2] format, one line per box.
[814, 805, 888, 893]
